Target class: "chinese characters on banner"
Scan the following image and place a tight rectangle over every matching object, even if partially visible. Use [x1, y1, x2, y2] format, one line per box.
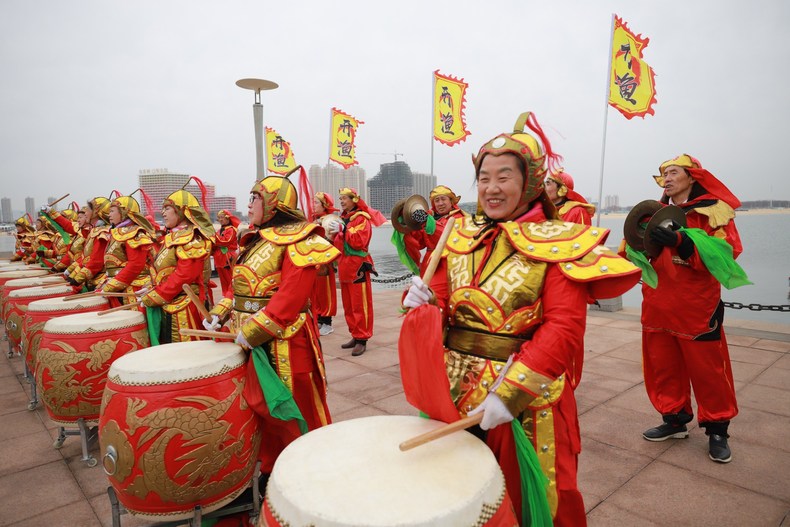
[266, 127, 297, 175]
[608, 15, 657, 119]
[433, 70, 471, 146]
[329, 108, 364, 169]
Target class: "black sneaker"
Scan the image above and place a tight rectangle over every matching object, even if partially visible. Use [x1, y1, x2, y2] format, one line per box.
[642, 423, 689, 442]
[708, 434, 732, 463]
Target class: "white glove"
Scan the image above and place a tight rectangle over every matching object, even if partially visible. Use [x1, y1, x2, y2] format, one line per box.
[135, 286, 151, 301]
[202, 315, 221, 331]
[326, 219, 343, 235]
[64, 269, 70, 278]
[40, 205, 49, 213]
[403, 276, 432, 309]
[468, 393, 514, 431]
[235, 331, 252, 350]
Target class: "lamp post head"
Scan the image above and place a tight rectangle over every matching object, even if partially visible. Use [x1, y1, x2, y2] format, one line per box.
[236, 78, 278, 104]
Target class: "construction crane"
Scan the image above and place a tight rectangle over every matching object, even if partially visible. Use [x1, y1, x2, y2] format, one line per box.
[361, 151, 404, 163]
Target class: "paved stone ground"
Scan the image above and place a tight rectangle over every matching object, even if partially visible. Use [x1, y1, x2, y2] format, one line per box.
[1, 290, 788, 526]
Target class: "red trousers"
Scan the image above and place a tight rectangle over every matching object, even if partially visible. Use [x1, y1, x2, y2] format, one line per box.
[340, 279, 373, 340]
[216, 266, 233, 296]
[642, 331, 738, 423]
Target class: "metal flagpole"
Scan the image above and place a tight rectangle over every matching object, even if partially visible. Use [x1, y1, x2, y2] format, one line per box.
[235, 78, 278, 182]
[430, 71, 435, 182]
[595, 14, 616, 227]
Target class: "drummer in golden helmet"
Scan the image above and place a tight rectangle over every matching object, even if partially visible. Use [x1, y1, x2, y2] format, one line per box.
[48, 202, 83, 274]
[311, 192, 339, 336]
[11, 214, 35, 262]
[205, 166, 340, 474]
[29, 211, 60, 268]
[66, 196, 112, 292]
[402, 112, 641, 527]
[98, 191, 157, 306]
[63, 204, 93, 279]
[545, 169, 596, 225]
[37, 203, 79, 272]
[212, 209, 241, 295]
[139, 178, 215, 344]
[401, 185, 468, 277]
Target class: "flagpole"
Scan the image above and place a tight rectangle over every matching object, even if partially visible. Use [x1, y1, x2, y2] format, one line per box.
[328, 107, 333, 172]
[430, 71, 435, 184]
[595, 14, 616, 227]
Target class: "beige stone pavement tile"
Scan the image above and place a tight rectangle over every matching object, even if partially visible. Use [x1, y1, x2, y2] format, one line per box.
[583, 325, 641, 354]
[574, 371, 640, 406]
[0, 429, 62, 478]
[726, 333, 760, 347]
[753, 338, 790, 353]
[728, 343, 782, 366]
[0, 360, 17, 380]
[732, 408, 790, 454]
[324, 356, 373, 384]
[603, 461, 789, 526]
[379, 363, 401, 379]
[738, 384, 790, 417]
[602, 319, 643, 332]
[329, 371, 404, 405]
[0, 389, 33, 417]
[587, 501, 664, 527]
[582, 491, 604, 513]
[585, 315, 617, 327]
[368, 391, 418, 417]
[658, 434, 790, 502]
[775, 353, 790, 370]
[753, 364, 790, 390]
[332, 403, 388, 423]
[66, 452, 109, 500]
[582, 354, 644, 383]
[0, 409, 47, 442]
[341, 344, 400, 371]
[603, 341, 642, 363]
[89, 493, 157, 527]
[578, 437, 653, 501]
[0, 461, 85, 526]
[730, 360, 769, 384]
[11, 499, 102, 527]
[602, 385, 657, 417]
[326, 390, 365, 417]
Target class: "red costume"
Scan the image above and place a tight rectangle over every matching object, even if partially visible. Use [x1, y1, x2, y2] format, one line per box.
[311, 193, 339, 330]
[212, 209, 240, 296]
[69, 197, 112, 292]
[641, 154, 741, 438]
[547, 170, 596, 225]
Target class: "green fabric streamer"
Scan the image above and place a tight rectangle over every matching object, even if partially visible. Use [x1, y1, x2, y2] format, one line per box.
[40, 211, 71, 245]
[219, 246, 228, 254]
[343, 242, 368, 258]
[681, 228, 752, 289]
[625, 244, 658, 288]
[250, 345, 308, 434]
[145, 307, 162, 346]
[390, 230, 420, 275]
[511, 420, 553, 527]
[424, 215, 437, 235]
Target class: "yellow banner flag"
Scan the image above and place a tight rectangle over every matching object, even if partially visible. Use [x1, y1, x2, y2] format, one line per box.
[266, 127, 297, 175]
[433, 70, 471, 146]
[608, 16, 657, 119]
[329, 108, 364, 169]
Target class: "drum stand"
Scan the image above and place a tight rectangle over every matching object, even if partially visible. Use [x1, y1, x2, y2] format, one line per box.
[108, 461, 263, 527]
[4, 333, 13, 359]
[53, 418, 98, 467]
[23, 362, 38, 411]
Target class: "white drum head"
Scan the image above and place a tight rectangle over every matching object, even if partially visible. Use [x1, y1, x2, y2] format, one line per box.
[266, 415, 507, 527]
[28, 295, 108, 313]
[44, 310, 145, 334]
[9, 284, 72, 298]
[108, 341, 245, 386]
[4, 276, 65, 288]
[0, 269, 49, 279]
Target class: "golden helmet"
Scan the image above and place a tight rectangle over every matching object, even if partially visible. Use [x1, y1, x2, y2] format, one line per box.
[61, 209, 78, 221]
[88, 197, 111, 223]
[111, 196, 141, 217]
[472, 112, 561, 211]
[250, 170, 302, 224]
[14, 215, 31, 228]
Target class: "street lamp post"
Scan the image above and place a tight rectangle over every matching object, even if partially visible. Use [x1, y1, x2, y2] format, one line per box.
[235, 78, 279, 181]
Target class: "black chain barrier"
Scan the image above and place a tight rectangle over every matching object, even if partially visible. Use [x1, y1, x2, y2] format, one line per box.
[723, 302, 790, 313]
[371, 273, 414, 284]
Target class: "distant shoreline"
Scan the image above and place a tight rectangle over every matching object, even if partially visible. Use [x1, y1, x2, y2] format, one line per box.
[598, 208, 790, 219]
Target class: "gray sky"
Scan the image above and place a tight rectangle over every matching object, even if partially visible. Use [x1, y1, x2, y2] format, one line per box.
[1, 0, 788, 213]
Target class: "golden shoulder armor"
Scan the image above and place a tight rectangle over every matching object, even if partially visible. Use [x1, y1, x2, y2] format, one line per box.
[175, 236, 211, 260]
[288, 235, 341, 268]
[558, 245, 639, 281]
[503, 220, 608, 262]
[259, 221, 316, 245]
[111, 225, 145, 243]
[692, 200, 735, 229]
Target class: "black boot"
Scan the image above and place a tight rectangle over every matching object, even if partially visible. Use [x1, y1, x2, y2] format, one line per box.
[341, 338, 356, 349]
[702, 421, 732, 463]
[351, 339, 367, 356]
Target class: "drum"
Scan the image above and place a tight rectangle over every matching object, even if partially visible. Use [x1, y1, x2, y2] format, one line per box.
[23, 295, 109, 375]
[99, 341, 260, 521]
[0, 275, 64, 322]
[5, 284, 73, 357]
[262, 415, 518, 527]
[0, 268, 49, 288]
[36, 310, 149, 425]
[0, 262, 31, 270]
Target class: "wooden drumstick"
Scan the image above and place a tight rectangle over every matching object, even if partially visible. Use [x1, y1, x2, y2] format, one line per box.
[179, 328, 235, 340]
[97, 303, 140, 316]
[47, 193, 70, 208]
[39, 281, 70, 289]
[420, 217, 456, 286]
[181, 284, 212, 321]
[63, 290, 100, 301]
[398, 413, 483, 452]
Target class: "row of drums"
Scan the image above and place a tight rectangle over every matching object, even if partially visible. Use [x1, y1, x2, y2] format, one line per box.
[1, 260, 518, 526]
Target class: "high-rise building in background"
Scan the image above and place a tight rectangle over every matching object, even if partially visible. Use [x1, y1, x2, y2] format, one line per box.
[1, 198, 12, 223]
[212, 196, 238, 216]
[308, 164, 368, 204]
[366, 161, 437, 218]
[603, 194, 620, 212]
[412, 170, 437, 200]
[184, 183, 215, 213]
[138, 169, 191, 216]
[25, 197, 35, 219]
[46, 197, 57, 210]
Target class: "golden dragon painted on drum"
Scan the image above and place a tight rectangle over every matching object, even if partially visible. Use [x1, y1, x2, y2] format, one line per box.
[105, 377, 259, 504]
[36, 329, 148, 417]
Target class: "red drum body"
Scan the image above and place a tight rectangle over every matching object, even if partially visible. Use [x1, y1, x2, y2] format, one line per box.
[5, 285, 73, 357]
[0, 275, 64, 321]
[23, 295, 109, 374]
[99, 341, 260, 522]
[262, 415, 518, 527]
[36, 311, 149, 424]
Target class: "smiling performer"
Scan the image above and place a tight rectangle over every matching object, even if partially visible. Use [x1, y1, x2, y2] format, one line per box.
[140, 179, 215, 344]
[402, 112, 640, 526]
[204, 167, 340, 476]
